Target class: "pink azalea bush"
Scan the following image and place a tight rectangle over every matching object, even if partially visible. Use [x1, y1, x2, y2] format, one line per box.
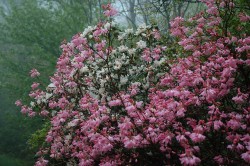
[17, 1, 249, 165]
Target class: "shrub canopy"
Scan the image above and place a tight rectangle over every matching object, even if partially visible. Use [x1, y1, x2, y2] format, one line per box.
[17, 1, 250, 165]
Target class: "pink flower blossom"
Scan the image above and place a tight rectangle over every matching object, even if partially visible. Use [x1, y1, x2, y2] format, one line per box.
[30, 68, 40, 78]
[214, 155, 224, 164]
[227, 119, 241, 130]
[40, 110, 49, 117]
[35, 157, 48, 166]
[21, 106, 31, 114]
[28, 111, 36, 117]
[189, 133, 206, 143]
[103, 4, 118, 17]
[15, 100, 22, 106]
[180, 152, 201, 166]
[31, 82, 40, 90]
[108, 99, 122, 107]
[239, 13, 250, 22]
[206, 7, 218, 15]
[241, 151, 250, 163]
[213, 120, 224, 130]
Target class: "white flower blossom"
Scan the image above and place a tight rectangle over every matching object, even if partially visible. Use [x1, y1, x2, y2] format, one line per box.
[135, 23, 149, 35]
[132, 82, 141, 86]
[153, 58, 165, 67]
[30, 101, 35, 107]
[99, 88, 105, 94]
[45, 93, 52, 100]
[114, 60, 122, 70]
[120, 76, 128, 85]
[129, 69, 135, 75]
[65, 134, 72, 140]
[48, 83, 56, 88]
[118, 28, 133, 41]
[104, 22, 111, 30]
[37, 99, 41, 105]
[105, 75, 110, 81]
[111, 49, 117, 55]
[125, 28, 133, 34]
[118, 34, 126, 41]
[143, 82, 150, 89]
[128, 48, 136, 55]
[80, 66, 89, 73]
[136, 40, 147, 49]
[121, 54, 127, 60]
[67, 119, 79, 127]
[111, 74, 118, 79]
[96, 69, 105, 78]
[81, 26, 95, 37]
[41, 98, 47, 103]
[118, 45, 128, 52]
[51, 110, 57, 116]
[100, 79, 106, 87]
[107, 96, 111, 101]
[47, 83, 56, 91]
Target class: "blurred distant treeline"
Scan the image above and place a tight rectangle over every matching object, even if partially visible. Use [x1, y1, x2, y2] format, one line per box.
[0, 0, 107, 165]
[0, 0, 249, 165]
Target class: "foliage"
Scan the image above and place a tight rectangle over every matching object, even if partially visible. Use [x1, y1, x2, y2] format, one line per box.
[18, 0, 249, 165]
[0, 154, 32, 166]
[0, 44, 55, 165]
[0, 0, 107, 164]
[28, 122, 51, 151]
[0, 0, 105, 56]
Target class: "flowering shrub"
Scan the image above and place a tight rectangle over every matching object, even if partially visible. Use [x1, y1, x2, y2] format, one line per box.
[17, 1, 250, 165]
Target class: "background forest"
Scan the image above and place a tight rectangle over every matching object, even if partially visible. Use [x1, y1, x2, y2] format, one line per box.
[0, 0, 249, 165]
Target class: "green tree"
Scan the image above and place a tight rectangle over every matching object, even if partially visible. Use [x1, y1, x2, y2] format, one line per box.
[0, 0, 108, 165]
[1, 0, 106, 56]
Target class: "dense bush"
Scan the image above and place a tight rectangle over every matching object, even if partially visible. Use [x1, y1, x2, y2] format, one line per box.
[17, 1, 249, 165]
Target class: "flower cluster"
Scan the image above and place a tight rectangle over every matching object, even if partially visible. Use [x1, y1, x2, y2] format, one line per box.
[17, 1, 249, 165]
